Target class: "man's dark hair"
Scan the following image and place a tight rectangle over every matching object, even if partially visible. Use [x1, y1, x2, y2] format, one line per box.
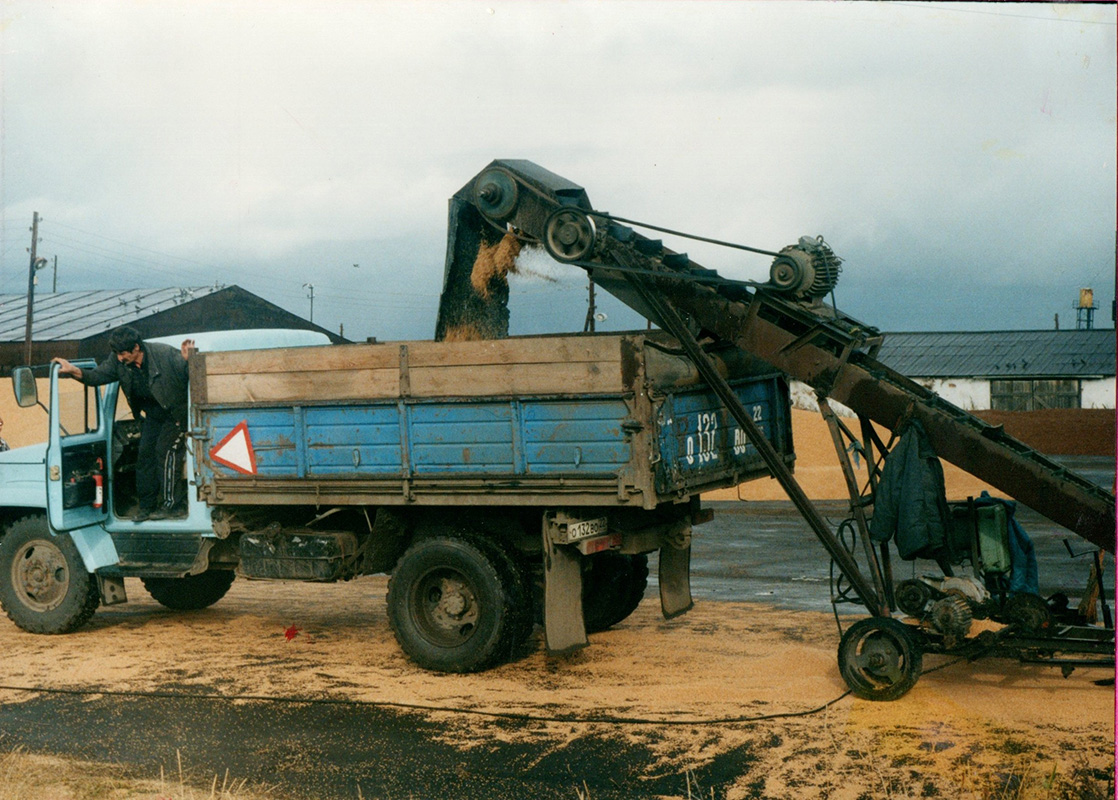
[108, 326, 143, 354]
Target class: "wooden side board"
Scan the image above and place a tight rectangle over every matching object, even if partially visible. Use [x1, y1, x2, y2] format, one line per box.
[198, 334, 632, 404]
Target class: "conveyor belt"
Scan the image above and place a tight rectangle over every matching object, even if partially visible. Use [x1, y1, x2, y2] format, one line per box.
[443, 160, 1115, 553]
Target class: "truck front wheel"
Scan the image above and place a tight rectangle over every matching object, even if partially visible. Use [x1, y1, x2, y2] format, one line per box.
[0, 514, 100, 634]
[387, 536, 523, 673]
[142, 570, 236, 611]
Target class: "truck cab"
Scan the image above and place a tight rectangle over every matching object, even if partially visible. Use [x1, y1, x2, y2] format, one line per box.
[0, 329, 332, 630]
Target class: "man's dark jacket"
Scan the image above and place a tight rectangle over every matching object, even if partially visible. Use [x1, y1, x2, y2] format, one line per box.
[869, 419, 952, 560]
[80, 342, 189, 419]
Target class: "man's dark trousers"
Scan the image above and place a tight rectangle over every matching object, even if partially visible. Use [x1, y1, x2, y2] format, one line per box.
[136, 407, 183, 513]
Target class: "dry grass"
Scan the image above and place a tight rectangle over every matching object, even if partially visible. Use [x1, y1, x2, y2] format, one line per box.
[951, 754, 1115, 800]
[0, 745, 275, 800]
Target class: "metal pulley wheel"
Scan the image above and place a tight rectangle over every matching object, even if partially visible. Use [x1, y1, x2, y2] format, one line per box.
[895, 578, 934, 617]
[473, 168, 520, 220]
[543, 207, 596, 263]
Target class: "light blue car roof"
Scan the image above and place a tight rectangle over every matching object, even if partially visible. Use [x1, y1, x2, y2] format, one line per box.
[147, 328, 332, 353]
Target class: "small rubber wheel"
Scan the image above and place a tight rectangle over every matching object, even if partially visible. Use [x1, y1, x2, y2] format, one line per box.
[387, 536, 523, 673]
[0, 514, 100, 634]
[838, 617, 923, 701]
[142, 570, 236, 611]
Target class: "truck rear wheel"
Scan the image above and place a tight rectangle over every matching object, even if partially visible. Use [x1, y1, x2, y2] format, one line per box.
[0, 514, 100, 634]
[583, 553, 649, 633]
[387, 536, 525, 673]
[142, 570, 236, 611]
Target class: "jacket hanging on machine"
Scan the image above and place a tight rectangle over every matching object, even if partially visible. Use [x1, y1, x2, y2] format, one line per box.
[869, 419, 953, 562]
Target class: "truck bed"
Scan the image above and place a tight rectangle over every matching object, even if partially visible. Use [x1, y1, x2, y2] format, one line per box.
[190, 332, 793, 508]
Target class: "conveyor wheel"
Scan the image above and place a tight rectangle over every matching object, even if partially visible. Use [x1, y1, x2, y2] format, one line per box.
[838, 617, 923, 701]
[895, 578, 933, 617]
[543, 207, 596, 262]
[473, 168, 519, 220]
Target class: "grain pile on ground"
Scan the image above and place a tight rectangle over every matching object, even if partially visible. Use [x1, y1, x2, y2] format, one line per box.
[0, 577, 1111, 798]
[973, 408, 1116, 457]
[708, 410, 1006, 502]
[0, 748, 272, 800]
[0, 364, 1112, 798]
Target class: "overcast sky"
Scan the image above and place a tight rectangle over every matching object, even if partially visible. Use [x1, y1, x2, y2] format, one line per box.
[1, 1, 1114, 343]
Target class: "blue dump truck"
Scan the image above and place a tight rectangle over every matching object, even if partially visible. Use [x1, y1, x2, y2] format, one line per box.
[0, 327, 793, 672]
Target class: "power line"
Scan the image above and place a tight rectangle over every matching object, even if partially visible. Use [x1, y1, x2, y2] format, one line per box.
[9, 220, 450, 332]
[894, 2, 1116, 26]
[42, 225, 441, 300]
[47, 220, 228, 271]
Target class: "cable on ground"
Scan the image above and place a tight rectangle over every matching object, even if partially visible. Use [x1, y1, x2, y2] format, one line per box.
[0, 682, 852, 727]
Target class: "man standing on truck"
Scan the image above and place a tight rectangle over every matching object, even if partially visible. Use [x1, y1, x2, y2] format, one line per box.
[52, 326, 194, 521]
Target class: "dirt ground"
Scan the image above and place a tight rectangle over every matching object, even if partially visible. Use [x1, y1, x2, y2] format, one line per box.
[0, 577, 1113, 798]
[0, 386, 1114, 798]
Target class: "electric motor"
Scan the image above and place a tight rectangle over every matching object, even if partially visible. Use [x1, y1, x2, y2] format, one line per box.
[768, 235, 843, 299]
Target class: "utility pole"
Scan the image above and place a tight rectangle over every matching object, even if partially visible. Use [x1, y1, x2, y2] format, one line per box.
[52, 255, 58, 292]
[583, 277, 596, 333]
[303, 283, 315, 323]
[23, 212, 45, 365]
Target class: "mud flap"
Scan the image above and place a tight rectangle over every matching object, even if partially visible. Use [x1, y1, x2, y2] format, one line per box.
[542, 524, 588, 655]
[97, 575, 127, 606]
[659, 542, 694, 619]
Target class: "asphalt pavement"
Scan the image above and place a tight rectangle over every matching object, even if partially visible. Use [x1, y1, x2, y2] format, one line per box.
[681, 499, 1112, 614]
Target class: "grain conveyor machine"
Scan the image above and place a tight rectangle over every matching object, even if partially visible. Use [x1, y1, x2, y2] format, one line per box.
[437, 159, 1116, 699]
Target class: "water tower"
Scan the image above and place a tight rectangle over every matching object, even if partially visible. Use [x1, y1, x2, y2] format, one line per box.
[1075, 288, 1096, 330]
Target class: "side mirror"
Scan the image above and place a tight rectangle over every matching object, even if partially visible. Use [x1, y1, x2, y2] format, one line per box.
[12, 367, 38, 408]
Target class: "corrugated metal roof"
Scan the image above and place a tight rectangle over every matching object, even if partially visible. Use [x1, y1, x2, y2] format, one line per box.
[0, 286, 225, 341]
[877, 330, 1116, 378]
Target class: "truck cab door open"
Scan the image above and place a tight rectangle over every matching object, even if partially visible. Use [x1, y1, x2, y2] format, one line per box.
[46, 361, 108, 532]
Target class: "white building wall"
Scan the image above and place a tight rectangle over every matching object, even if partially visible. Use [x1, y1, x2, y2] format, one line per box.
[914, 378, 991, 411]
[1082, 378, 1116, 409]
[790, 377, 990, 415]
[793, 376, 1114, 413]
[789, 381, 856, 416]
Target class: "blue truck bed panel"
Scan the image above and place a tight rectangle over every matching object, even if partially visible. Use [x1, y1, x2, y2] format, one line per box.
[655, 378, 782, 492]
[192, 333, 793, 507]
[202, 396, 633, 479]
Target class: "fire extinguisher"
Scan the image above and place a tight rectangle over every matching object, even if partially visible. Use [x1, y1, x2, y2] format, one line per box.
[92, 458, 104, 510]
